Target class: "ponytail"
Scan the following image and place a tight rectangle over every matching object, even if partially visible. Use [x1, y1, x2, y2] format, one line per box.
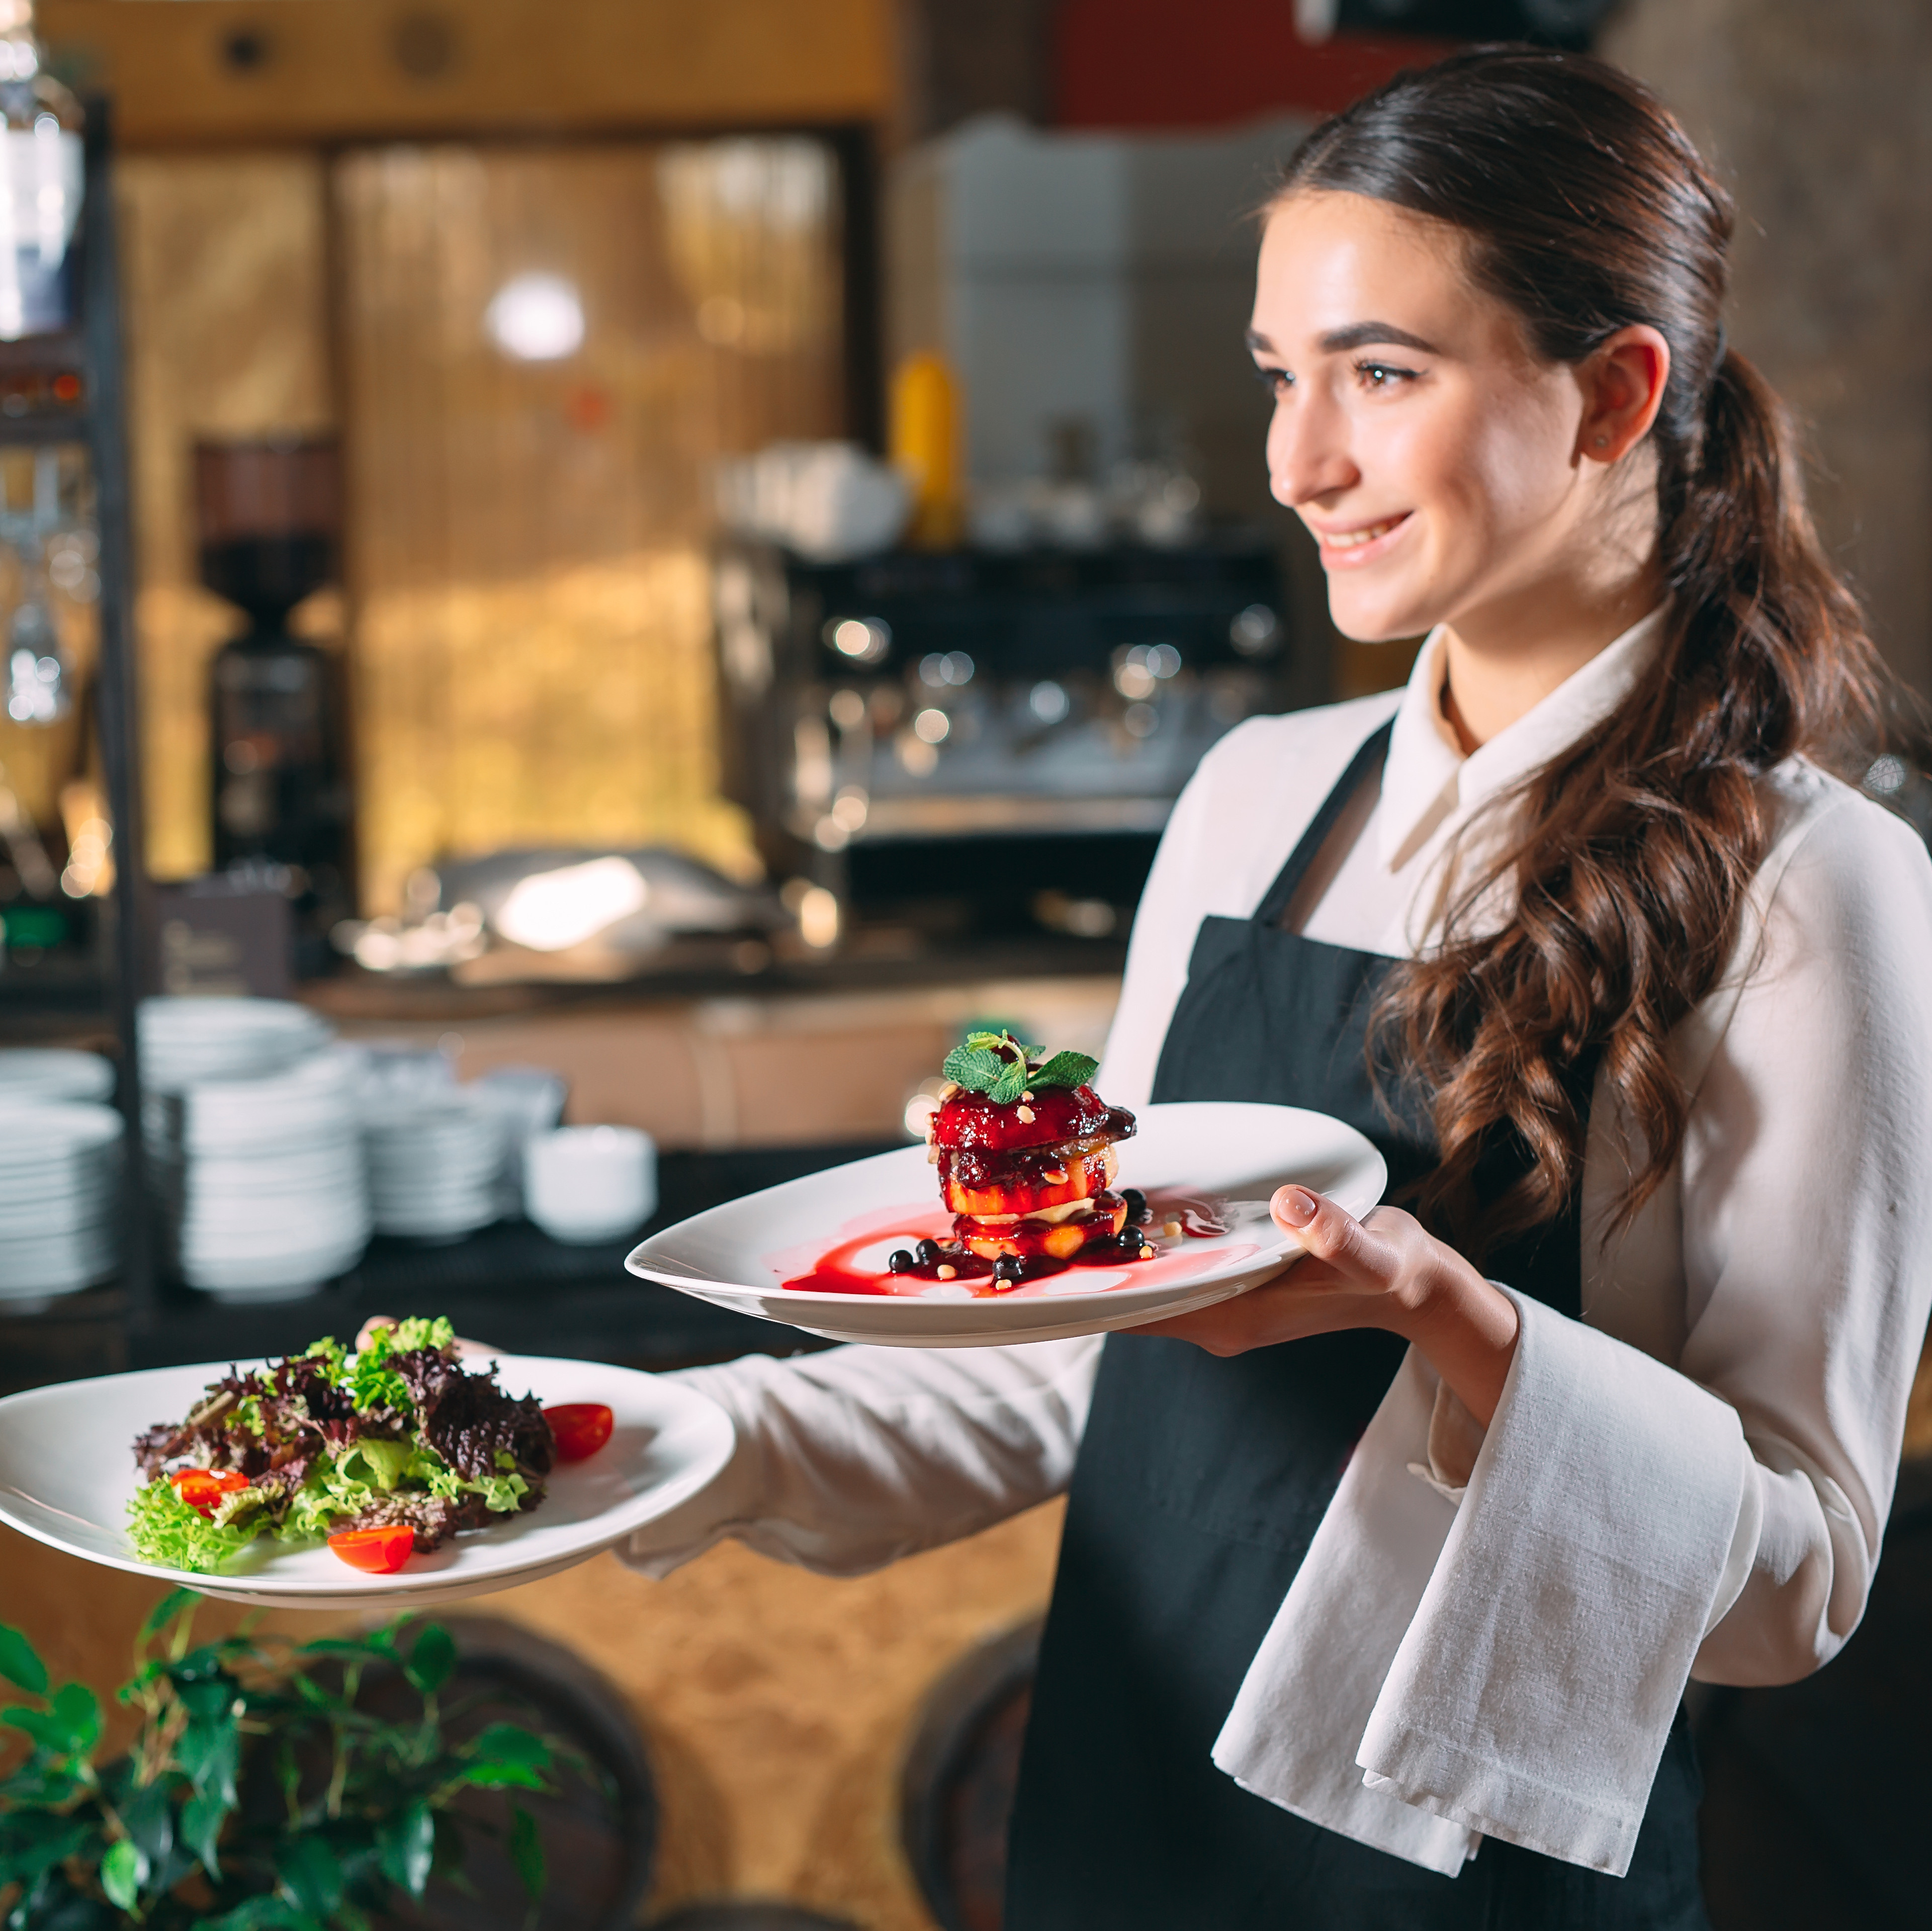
[1278, 51, 1888, 1256]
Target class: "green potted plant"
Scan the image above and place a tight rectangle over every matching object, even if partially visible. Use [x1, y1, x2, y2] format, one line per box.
[0, 1592, 560, 1928]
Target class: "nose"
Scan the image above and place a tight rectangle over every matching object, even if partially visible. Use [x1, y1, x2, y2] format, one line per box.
[1266, 387, 1358, 509]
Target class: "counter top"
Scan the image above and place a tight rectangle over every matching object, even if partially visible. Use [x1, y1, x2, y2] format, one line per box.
[297, 934, 1129, 1026]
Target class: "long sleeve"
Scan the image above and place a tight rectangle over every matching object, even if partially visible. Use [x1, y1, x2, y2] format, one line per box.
[1665, 773, 1932, 1680]
[619, 1334, 1103, 1578]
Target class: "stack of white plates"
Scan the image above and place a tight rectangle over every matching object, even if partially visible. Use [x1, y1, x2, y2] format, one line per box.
[154, 1053, 371, 1302]
[0, 1103, 123, 1304]
[0, 1048, 116, 1106]
[138, 997, 333, 1095]
[363, 1090, 505, 1240]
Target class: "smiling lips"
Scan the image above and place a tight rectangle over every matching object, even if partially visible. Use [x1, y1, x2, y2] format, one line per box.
[1311, 510, 1411, 564]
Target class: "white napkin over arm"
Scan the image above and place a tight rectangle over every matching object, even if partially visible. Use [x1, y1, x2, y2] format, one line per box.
[1211, 1310, 1751, 1877]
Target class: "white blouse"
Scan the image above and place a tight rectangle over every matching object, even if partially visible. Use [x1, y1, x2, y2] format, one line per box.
[624, 610, 1932, 1877]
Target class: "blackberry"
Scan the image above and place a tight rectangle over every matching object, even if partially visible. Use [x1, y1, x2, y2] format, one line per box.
[914, 1237, 942, 1265]
[993, 1255, 1025, 1286]
[888, 1249, 914, 1273]
[1122, 1188, 1149, 1223]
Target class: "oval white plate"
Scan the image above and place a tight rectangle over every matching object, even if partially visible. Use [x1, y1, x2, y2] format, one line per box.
[627, 1101, 1386, 1347]
[0, 1356, 734, 1611]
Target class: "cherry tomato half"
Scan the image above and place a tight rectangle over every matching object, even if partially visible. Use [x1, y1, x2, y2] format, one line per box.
[171, 1468, 249, 1517]
[543, 1402, 613, 1462]
[328, 1525, 416, 1574]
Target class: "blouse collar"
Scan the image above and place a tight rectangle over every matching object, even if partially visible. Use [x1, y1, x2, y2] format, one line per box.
[1376, 605, 1669, 871]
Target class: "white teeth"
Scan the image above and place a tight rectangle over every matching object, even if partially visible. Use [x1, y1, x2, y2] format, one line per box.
[1325, 516, 1402, 548]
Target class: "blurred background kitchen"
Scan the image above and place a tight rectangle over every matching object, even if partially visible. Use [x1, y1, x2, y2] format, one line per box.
[1, 4, 1927, 1929]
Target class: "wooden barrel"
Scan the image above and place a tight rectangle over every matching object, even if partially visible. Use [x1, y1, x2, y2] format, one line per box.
[898, 1617, 1043, 1931]
[648, 1907, 862, 1929]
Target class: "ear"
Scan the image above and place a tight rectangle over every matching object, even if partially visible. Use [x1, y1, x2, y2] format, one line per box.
[1577, 324, 1671, 464]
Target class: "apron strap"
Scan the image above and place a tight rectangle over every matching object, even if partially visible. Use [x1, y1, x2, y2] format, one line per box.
[1254, 716, 1395, 928]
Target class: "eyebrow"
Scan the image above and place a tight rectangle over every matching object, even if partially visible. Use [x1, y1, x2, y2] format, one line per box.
[1245, 322, 1441, 357]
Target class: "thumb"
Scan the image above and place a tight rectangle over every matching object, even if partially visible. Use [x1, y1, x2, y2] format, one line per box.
[1271, 1185, 1389, 1285]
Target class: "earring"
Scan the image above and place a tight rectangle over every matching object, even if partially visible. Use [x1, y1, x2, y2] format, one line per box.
[1594, 435, 1609, 448]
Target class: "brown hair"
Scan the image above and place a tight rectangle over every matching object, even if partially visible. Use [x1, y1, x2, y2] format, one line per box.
[1275, 47, 1888, 1256]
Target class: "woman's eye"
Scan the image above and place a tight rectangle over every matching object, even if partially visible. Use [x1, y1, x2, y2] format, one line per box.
[1252, 364, 1292, 396]
[1356, 361, 1418, 390]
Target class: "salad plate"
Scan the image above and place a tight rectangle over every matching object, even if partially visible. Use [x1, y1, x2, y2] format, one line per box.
[0, 1354, 735, 1611]
[627, 1100, 1387, 1347]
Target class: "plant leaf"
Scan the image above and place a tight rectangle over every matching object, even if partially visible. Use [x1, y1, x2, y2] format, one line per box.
[0, 1625, 47, 1697]
[508, 1804, 545, 1903]
[377, 1799, 435, 1898]
[181, 1785, 229, 1877]
[470, 1723, 550, 1771]
[99, 1837, 146, 1912]
[48, 1684, 101, 1759]
[0, 1817, 96, 1891]
[200, 1900, 314, 1931]
[402, 1624, 456, 1696]
[179, 1715, 241, 1807]
[276, 1835, 344, 1919]
[1028, 1049, 1099, 1090]
[136, 1587, 200, 1647]
[459, 1761, 548, 1792]
[119, 1781, 174, 1872]
[3, 1684, 99, 1761]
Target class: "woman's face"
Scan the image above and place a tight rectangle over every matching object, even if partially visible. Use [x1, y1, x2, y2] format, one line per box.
[1251, 192, 1624, 645]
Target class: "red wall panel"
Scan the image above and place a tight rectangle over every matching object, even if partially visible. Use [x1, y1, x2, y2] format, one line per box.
[1055, 0, 1453, 127]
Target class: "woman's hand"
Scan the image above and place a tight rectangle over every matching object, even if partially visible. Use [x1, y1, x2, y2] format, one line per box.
[1131, 1186, 1522, 1426]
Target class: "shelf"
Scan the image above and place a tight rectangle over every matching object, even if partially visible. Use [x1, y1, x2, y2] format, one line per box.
[2, 1140, 894, 1392]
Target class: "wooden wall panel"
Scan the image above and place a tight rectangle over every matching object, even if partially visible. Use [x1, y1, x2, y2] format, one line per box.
[43, 0, 895, 147]
[115, 154, 336, 881]
[335, 140, 841, 912]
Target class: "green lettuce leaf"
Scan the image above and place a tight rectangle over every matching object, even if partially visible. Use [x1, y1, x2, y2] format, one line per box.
[338, 1317, 456, 1415]
[125, 1479, 262, 1576]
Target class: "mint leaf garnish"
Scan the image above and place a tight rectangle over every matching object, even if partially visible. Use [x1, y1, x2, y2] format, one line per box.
[942, 1043, 1007, 1092]
[1029, 1050, 1098, 1090]
[940, 1033, 1097, 1101]
[988, 1059, 1030, 1105]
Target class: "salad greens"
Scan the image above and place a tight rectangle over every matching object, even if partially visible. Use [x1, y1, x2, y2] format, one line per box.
[128, 1318, 556, 1575]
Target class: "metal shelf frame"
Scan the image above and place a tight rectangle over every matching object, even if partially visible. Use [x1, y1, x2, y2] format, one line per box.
[0, 98, 158, 1327]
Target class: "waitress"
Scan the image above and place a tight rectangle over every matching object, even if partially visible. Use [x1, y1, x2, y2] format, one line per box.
[626, 48, 1932, 1927]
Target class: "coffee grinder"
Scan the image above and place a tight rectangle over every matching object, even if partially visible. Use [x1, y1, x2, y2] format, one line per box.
[195, 436, 354, 973]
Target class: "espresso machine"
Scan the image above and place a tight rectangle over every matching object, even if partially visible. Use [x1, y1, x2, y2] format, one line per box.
[195, 437, 354, 972]
[714, 538, 1291, 951]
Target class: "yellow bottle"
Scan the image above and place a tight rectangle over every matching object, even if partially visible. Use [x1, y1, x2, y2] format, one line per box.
[891, 350, 964, 549]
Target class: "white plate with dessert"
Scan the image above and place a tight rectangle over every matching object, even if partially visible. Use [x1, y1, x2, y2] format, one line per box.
[626, 1037, 1387, 1347]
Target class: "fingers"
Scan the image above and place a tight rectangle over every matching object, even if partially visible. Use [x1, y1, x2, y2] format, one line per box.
[355, 1315, 398, 1349]
[1271, 1185, 1394, 1287]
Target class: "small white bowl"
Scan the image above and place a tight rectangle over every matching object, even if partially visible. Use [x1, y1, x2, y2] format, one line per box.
[525, 1125, 656, 1245]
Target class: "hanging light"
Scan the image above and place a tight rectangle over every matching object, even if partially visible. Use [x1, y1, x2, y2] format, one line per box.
[483, 273, 585, 361]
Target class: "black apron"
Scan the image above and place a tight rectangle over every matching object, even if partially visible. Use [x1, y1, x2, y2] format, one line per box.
[1005, 720, 1710, 1930]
